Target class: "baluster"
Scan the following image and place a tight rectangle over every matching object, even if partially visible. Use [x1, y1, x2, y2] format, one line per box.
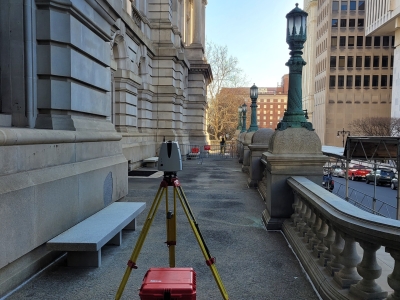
[349, 241, 387, 299]
[334, 233, 362, 288]
[290, 193, 301, 227]
[386, 248, 400, 300]
[327, 227, 345, 276]
[295, 201, 307, 233]
[307, 213, 322, 250]
[299, 205, 312, 238]
[313, 218, 328, 258]
[303, 210, 317, 243]
[318, 221, 336, 267]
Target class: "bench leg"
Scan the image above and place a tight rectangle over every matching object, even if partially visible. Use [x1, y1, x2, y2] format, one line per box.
[68, 250, 101, 267]
[124, 218, 136, 231]
[107, 231, 122, 246]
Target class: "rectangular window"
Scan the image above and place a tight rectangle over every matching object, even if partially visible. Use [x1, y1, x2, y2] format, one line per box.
[355, 75, 361, 87]
[357, 36, 363, 46]
[340, 19, 347, 27]
[350, 1, 356, 10]
[331, 36, 338, 46]
[332, 19, 338, 27]
[346, 75, 353, 88]
[391, 55, 394, 68]
[330, 56, 337, 67]
[348, 36, 355, 46]
[382, 56, 389, 68]
[349, 19, 355, 27]
[366, 37, 372, 46]
[372, 75, 379, 87]
[358, 19, 364, 27]
[339, 56, 345, 67]
[381, 75, 388, 87]
[341, 1, 348, 10]
[359, 0, 365, 10]
[390, 75, 393, 87]
[383, 36, 390, 47]
[330, 76, 336, 88]
[364, 75, 370, 87]
[348, 56, 354, 67]
[374, 36, 381, 47]
[392, 36, 395, 47]
[373, 56, 380, 68]
[340, 36, 346, 46]
[365, 56, 371, 68]
[356, 56, 362, 67]
[333, 1, 339, 10]
[338, 75, 344, 87]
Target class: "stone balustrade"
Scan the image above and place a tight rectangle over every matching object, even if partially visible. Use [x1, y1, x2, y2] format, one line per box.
[283, 176, 400, 299]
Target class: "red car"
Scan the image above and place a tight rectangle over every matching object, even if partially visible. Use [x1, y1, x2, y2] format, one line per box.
[347, 165, 372, 181]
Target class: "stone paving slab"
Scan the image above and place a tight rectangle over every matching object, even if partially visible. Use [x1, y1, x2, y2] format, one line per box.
[4, 157, 319, 300]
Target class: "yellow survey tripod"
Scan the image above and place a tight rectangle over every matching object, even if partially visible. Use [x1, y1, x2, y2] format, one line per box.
[115, 171, 229, 300]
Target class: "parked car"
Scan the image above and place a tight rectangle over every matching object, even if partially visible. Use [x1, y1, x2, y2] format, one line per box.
[322, 173, 334, 192]
[331, 167, 345, 178]
[365, 169, 395, 186]
[347, 164, 371, 181]
[391, 175, 398, 190]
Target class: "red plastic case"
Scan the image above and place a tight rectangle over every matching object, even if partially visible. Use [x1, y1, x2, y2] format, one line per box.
[139, 268, 196, 300]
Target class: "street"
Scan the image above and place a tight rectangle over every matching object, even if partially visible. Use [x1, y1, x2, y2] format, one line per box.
[331, 176, 398, 219]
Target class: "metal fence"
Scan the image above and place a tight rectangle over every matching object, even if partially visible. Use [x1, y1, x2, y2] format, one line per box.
[179, 141, 237, 161]
[332, 180, 397, 219]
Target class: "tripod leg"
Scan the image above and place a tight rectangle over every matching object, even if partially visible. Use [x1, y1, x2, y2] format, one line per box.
[175, 186, 230, 300]
[115, 186, 166, 300]
[166, 187, 177, 267]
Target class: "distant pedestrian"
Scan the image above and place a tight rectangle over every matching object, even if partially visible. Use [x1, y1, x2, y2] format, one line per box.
[220, 137, 226, 154]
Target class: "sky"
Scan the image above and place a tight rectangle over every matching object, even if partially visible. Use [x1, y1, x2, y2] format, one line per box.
[205, 0, 304, 88]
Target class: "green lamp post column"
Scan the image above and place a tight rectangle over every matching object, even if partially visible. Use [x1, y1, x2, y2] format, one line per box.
[237, 106, 243, 130]
[247, 84, 259, 132]
[240, 103, 247, 133]
[277, 3, 313, 131]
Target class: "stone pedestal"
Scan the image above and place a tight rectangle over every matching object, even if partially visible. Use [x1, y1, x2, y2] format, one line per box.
[261, 128, 328, 230]
[241, 132, 254, 174]
[238, 132, 246, 163]
[247, 128, 274, 188]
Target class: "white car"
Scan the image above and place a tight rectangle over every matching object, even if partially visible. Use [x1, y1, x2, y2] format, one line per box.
[332, 167, 345, 178]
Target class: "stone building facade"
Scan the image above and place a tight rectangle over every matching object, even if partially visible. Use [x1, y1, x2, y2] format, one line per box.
[365, 0, 400, 118]
[303, 0, 393, 146]
[0, 0, 211, 296]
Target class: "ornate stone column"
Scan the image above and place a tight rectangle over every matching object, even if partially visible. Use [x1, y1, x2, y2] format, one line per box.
[350, 241, 387, 299]
[191, 0, 202, 45]
[334, 233, 362, 288]
[386, 248, 400, 300]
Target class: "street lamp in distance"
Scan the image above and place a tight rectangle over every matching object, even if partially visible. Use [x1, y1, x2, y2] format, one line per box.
[237, 106, 243, 130]
[248, 84, 259, 132]
[337, 128, 351, 147]
[240, 103, 247, 133]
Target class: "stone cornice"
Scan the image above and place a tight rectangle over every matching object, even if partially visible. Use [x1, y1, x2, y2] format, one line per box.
[189, 63, 213, 81]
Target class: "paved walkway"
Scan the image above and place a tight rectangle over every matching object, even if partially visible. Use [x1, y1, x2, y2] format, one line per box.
[4, 157, 319, 300]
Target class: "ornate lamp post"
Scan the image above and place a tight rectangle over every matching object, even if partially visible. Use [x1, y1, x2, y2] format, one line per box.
[277, 3, 313, 131]
[247, 84, 259, 132]
[240, 103, 247, 133]
[237, 106, 243, 130]
[337, 128, 350, 147]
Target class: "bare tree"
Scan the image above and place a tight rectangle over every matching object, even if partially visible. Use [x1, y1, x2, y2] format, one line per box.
[207, 88, 247, 140]
[205, 41, 248, 140]
[350, 117, 400, 136]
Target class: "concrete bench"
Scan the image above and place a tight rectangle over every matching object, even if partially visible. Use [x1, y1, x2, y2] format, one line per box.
[46, 202, 146, 267]
[143, 157, 159, 167]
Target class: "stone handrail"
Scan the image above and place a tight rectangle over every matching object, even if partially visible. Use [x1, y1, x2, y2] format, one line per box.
[284, 176, 400, 299]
